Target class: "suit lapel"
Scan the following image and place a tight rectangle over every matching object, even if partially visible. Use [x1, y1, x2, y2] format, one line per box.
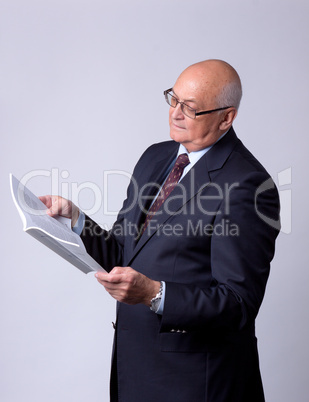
[204, 127, 238, 173]
[128, 143, 179, 244]
[125, 128, 239, 266]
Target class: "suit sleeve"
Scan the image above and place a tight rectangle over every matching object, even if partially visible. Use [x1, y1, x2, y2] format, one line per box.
[79, 144, 156, 272]
[80, 173, 138, 272]
[160, 171, 280, 333]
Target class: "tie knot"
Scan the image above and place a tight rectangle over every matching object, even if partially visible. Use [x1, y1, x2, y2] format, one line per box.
[175, 153, 190, 169]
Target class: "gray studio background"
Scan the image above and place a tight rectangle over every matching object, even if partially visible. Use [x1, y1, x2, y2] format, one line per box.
[1, 0, 308, 401]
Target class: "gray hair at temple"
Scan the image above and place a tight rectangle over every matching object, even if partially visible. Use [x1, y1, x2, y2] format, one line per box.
[217, 72, 243, 110]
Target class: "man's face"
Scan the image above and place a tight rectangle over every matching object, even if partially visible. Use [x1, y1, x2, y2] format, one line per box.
[169, 72, 225, 152]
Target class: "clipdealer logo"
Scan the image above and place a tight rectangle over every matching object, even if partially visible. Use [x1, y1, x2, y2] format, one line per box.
[20, 167, 292, 235]
[255, 167, 292, 234]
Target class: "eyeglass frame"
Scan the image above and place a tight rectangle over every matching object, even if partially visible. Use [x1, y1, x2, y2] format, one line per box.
[164, 88, 232, 119]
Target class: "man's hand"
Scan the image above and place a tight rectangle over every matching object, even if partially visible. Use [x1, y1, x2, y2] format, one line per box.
[39, 195, 80, 227]
[95, 267, 161, 307]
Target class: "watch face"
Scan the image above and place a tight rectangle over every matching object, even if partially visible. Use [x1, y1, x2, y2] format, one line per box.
[154, 299, 160, 310]
[150, 282, 163, 312]
[151, 297, 161, 312]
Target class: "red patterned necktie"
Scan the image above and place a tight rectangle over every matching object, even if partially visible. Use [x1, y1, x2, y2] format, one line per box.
[142, 153, 190, 233]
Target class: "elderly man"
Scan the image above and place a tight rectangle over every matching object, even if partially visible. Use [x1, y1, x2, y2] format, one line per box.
[42, 60, 280, 402]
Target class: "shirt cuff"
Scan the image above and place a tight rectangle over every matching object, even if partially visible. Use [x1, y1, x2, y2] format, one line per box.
[72, 210, 85, 235]
[155, 281, 166, 315]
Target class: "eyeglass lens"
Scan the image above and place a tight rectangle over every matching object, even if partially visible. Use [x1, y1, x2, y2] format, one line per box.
[166, 92, 195, 118]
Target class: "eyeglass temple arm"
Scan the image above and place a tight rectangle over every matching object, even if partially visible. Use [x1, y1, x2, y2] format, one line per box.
[163, 88, 173, 95]
[195, 106, 231, 116]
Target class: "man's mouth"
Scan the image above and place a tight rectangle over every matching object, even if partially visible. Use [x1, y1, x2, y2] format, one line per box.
[171, 121, 185, 130]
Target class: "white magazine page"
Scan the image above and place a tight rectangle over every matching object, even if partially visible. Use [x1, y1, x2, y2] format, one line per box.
[10, 174, 106, 273]
[10, 174, 80, 247]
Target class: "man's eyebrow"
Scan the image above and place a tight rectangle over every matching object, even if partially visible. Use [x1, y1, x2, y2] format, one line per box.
[172, 88, 197, 103]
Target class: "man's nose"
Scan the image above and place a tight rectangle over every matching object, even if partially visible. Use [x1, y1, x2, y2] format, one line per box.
[171, 103, 184, 119]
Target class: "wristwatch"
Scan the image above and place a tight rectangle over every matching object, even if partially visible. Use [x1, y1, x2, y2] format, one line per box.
[150, 281, 163, 312]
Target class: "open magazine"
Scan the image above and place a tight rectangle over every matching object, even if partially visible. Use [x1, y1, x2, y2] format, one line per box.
[10, 174, 106, 274]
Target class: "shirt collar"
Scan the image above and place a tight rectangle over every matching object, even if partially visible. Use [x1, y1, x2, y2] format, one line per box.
[176, 131, 229, 168]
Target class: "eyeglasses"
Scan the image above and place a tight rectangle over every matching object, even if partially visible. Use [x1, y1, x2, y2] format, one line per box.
[164, 88, 232, 119]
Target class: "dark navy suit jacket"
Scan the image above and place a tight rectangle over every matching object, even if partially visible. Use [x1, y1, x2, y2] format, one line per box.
[81, 128, 280, 402]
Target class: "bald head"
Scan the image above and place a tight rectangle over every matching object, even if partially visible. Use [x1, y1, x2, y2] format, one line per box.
[169, 60, 242, 152]
[176, 59, 242, 110]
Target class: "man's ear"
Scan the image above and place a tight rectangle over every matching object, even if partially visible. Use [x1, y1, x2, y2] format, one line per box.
[219, 108, 238, 131]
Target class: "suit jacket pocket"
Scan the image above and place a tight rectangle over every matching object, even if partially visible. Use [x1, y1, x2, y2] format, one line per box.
[160, 331, 212, 353]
